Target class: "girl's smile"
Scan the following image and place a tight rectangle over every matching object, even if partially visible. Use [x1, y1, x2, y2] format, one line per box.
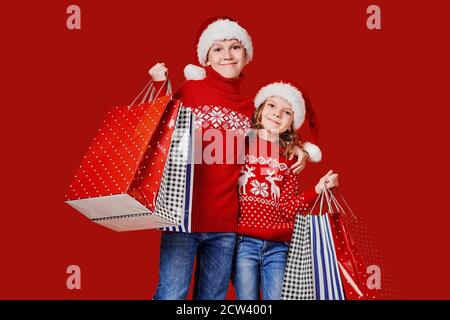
[266, 116, 281, 126]
[260, 96, 294, 133]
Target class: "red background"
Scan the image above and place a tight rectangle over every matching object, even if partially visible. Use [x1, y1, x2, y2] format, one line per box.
[2, 0, 449, 299]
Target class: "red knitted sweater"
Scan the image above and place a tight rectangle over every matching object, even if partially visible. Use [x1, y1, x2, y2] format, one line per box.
[237, 133, 318, 242]
[155, 66, 254, 232]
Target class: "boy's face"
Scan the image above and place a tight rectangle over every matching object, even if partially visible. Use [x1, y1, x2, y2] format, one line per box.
[260, 97, 294, 134]
[206, 39, 248, 79]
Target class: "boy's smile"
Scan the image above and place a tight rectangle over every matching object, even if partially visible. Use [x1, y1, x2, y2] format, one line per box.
[206, 39, 248, 79]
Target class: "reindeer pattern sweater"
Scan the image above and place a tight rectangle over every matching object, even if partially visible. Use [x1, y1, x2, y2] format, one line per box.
[237, 133, 318, 242]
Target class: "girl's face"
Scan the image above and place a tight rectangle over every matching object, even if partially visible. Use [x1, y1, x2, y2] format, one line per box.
[206, 39, 248, 79]
[260, 96, 294, 134]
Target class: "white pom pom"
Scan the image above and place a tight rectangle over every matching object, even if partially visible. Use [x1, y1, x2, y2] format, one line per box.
[302, 142, 322, 163]
[184, 64, 206, 80]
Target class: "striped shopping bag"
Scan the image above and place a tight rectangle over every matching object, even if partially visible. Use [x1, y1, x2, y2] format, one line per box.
[310, 213, 345, 300]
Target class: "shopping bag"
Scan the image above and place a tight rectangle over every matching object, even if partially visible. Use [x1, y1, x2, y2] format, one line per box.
[155, 106, 195, 233]
[282, 214, 315, 300]
[282, 188, 345, 300]
[325, 189, 378, 300]
[310, 212, 345, 300]
[92, 106, 195, 232]
[65, 80, 195, 232]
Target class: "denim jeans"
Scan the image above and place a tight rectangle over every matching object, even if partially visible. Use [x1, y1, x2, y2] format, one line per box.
[153, 231, 237, 300]
[232, 235, 289, 300]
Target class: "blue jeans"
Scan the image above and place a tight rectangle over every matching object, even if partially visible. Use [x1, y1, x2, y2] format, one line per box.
[153, 231, 236, 300]
[232, 235, 289, 300]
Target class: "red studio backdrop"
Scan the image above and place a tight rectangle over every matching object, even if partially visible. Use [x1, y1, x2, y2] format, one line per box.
[2, 0, 449, 299]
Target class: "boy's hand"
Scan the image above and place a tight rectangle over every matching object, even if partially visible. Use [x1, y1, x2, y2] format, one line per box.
[149, 63, 168, 81]
[290, 145, 308, 174]
[315, 170, 339, 194]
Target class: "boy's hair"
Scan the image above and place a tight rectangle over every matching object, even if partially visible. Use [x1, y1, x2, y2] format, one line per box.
[251, 102, 300, 159]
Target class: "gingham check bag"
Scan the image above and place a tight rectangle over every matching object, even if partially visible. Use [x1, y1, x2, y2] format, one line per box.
[156, 106, 195, 233]
[282, 213, 315, 300]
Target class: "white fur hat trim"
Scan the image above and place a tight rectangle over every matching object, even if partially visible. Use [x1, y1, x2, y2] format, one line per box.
[197, 19, 253, 66]
[254, 82, 305, 129]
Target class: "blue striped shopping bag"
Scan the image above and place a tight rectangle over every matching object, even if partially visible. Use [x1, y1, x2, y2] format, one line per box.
[310, 213, 345, 300]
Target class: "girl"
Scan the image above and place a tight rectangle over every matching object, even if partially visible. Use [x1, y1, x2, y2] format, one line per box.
[148, 18, 313, 300]
[233, 81, 339, 300]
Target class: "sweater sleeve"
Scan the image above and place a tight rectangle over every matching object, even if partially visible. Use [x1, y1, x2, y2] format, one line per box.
[279, 170, 319, 221]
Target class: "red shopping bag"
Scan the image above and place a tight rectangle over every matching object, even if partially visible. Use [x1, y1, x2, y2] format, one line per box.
[65, 80, 183, 231]
[325, 189, 378, 300]
[127, 98, 180, 212]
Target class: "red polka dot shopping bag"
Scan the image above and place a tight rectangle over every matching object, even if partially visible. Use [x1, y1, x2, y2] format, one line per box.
[326, 189, 387, 299]
[65, 81, 195, 232]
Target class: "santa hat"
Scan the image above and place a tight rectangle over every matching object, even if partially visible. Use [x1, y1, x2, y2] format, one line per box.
[184, 17, 253, 80]
[254, 81, 322, 162]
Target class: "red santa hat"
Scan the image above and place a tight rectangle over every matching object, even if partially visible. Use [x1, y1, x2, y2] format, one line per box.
[254, 81, 322, 162]
[184, 16, 253, 80]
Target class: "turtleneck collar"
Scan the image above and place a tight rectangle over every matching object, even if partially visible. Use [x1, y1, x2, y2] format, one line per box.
[204, 65, 243, 95]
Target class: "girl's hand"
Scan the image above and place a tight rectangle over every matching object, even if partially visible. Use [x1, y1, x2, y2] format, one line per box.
[290, 145, 308, 174]
[315, 170, 339, 194]
[149, 63, 168, 81]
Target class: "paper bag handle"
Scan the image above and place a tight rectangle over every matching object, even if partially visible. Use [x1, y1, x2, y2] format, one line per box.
[128, 79, 172, 109]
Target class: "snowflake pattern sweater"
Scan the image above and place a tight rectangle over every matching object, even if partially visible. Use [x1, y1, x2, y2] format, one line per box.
[237, 133, 318, 242]
[155, 66, 254, 232]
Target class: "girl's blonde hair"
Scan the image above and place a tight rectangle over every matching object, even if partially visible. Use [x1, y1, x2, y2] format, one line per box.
[251, 101, 300, 158]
